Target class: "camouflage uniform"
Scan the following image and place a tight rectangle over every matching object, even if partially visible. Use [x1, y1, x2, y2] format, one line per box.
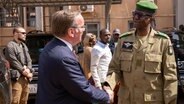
[107, 28, 178, 104]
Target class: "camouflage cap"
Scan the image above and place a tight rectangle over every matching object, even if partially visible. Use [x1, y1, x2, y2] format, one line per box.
[136, 0, 158, 13]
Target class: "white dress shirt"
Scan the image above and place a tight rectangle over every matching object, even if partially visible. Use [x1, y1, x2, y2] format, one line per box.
[90, 41, 112, 88]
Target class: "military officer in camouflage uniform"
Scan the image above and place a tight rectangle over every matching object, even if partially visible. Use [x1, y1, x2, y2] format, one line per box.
[106, 0, 178, 104]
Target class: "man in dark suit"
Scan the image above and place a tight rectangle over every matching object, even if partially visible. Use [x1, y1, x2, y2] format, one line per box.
[35, 10, 113, 104]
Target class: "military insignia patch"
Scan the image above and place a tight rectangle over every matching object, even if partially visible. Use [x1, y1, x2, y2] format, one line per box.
[122, 41, 133, 52]
[168, 45, 173, 55]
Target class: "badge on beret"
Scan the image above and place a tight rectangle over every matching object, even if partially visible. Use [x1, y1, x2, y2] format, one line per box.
[168, 45, 173, 55]
[122, 41, 133, 52]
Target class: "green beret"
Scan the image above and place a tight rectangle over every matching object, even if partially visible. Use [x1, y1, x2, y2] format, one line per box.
[136, 0, 158, 13]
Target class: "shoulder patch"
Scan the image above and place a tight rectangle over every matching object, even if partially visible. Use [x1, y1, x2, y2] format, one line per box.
[119, 31, 133, 38]
[155, 31, 169, 39]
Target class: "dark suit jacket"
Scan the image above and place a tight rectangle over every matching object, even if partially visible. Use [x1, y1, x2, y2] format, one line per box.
[36, 38, 109, 104]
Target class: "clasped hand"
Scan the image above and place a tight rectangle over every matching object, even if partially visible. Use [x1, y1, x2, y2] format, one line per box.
[22, 66, 33, 79]
[103, 86, 114, 104]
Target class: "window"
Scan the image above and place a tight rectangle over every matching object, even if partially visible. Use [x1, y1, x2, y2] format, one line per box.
[112, 0, 122, 4]
[0, 7, 19, 27]
[26, 7, 36, 27]
[0, 8, 6, 27]
[85, 22, 100, 38]
[128, 20, 134, 30]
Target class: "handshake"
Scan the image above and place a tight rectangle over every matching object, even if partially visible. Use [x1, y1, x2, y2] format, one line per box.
[102, 83, 115, 104]
[22, 65, 34, 81]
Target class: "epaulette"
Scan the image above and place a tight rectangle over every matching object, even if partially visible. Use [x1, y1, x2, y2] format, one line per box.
[119, 31, 133, 39]
[155, 31, 169, 39]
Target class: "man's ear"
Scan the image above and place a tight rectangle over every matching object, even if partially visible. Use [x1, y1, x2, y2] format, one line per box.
[68, 28, 75, 38]
[14, 32, 17, 35]
[147, 17, 154, 23]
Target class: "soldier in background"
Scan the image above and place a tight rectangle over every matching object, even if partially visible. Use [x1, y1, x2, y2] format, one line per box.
[105, 0, 178, 104]
[109, 28, 121, 55]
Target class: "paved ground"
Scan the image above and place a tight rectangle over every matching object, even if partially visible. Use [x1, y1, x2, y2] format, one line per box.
[28, 98, 184, 104]
[28, 88, 184, 104]
[178, 87, 184, 104]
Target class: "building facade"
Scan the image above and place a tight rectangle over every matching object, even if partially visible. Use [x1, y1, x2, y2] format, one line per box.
[0, 0, 175, 48]
[175, 0, 184, 29]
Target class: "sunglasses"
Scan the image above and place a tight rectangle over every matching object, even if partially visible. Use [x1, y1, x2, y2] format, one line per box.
[132, 11, 152, 19]
[17, 32, 27, 35]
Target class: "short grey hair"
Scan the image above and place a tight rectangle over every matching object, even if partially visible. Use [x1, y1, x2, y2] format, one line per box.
[51, 10, 81, 37]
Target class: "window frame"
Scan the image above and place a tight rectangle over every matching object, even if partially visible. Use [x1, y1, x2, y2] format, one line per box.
[0, 7, 19, 27]
[85, 22, 100, 39]
[26, 7, 36, 27]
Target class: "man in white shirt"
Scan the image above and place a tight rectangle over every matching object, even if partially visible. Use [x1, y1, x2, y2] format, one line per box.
[91, 28, 112, 89]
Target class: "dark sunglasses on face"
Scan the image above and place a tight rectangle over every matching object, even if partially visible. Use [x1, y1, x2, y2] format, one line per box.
[17, 32, 27, 35]
[132, 11, 152, 19]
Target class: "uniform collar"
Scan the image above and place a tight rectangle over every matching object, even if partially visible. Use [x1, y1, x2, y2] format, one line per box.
[148, 28, 157, 44]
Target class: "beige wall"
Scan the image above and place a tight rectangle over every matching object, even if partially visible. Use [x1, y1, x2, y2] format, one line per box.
[0, 28, 13, 48]
[156, 0, 174, 29]
[110, 0, 136, 33]
[0, 0, 175, 48]
[109, 0, 174, 32]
